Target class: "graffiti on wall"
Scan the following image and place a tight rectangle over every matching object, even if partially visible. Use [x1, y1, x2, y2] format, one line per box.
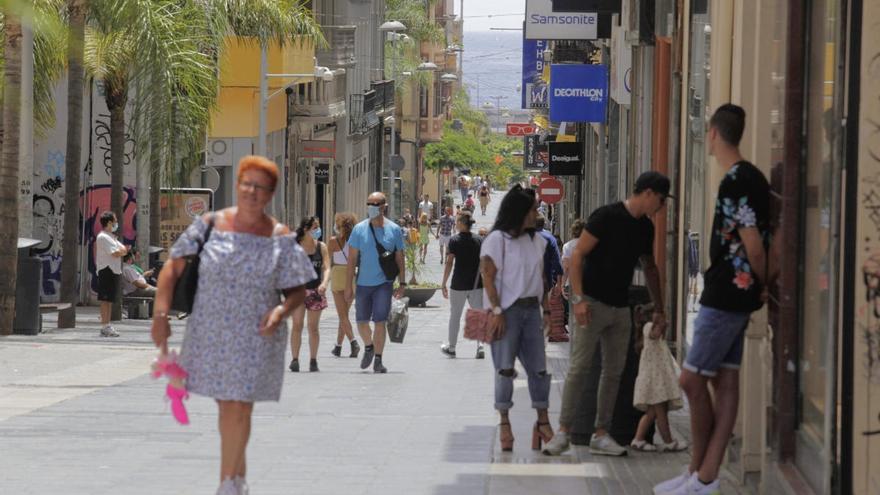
[93, 113, 137, 178]
[33, 149, 67, 300]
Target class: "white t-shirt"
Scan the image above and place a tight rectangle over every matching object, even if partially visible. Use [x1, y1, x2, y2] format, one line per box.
[121, 264, 145, 295]
[561, 239, 578, 262]
[419, 201, 434, 218]
[480, 230, 546, 310]
[96, 231, 124, 274]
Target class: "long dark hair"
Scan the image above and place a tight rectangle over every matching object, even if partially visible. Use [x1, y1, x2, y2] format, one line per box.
[295, 216, 319, 244]
[491, 185, 536, 237]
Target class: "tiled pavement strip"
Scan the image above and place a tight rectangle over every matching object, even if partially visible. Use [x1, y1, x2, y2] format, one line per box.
[0, 192, 752, 495]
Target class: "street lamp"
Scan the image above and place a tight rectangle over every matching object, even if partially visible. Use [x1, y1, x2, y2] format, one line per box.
[440, 73, 458, 83]
[379, 20, 407, 217]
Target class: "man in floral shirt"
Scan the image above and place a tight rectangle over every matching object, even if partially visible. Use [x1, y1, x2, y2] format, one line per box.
[655, 104, 770, 495]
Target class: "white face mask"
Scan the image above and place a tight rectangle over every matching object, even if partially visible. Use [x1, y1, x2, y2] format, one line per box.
[111, 222, 119, 233]
[367, 205, 382, 219]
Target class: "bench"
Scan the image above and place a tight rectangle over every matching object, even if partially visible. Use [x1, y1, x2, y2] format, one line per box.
[40, 303, 72, 314]
[122, 297, 154, 319]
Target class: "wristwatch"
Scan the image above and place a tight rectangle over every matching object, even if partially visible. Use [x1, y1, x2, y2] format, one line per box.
[492, 306, 503, 315]
[570, 294, 586, 305]
[398, 282, 407, 286]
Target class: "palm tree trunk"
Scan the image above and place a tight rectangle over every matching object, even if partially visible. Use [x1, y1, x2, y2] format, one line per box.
[0, 14, 23, 334]
[149, 136, 161, 246]
[107, 84, 127, 322]
[58, 0, 86, 329]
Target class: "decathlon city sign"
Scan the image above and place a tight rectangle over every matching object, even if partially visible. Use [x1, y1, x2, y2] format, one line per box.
[549, 64, 608, 123]
[525, 0, 598, 40]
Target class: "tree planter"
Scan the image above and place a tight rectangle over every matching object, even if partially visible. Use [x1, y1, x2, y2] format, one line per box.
[403, 287, 437, 307]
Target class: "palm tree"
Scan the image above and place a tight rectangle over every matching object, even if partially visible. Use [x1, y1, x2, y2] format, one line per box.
[0, 9, 23, 334]
[58, 0, 86, 328]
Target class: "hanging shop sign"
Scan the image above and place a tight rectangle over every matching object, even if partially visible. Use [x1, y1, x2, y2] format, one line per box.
[551, 0, 621, 12]
[549, 64, 608, 123]
[507, 123, 538, 136]
[524, 135, 538, 169]
[525, 0, 598, 40]
[548, 141, 583, 176]
[297, 140, 336, 159]
[522, 36, 549, 109]
[314, 162, 330, 184]
[609, 19, 632, 105]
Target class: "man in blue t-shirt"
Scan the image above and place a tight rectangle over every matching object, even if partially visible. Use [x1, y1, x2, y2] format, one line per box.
[345, 191, 406, 373]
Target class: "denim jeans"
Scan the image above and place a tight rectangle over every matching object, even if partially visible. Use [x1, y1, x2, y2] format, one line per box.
[447, 288, 483, 349]
[490, 302, 551, 411]
[558, 297, 631, 431]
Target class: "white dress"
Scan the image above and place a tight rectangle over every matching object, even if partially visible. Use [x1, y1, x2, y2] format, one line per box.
[633, 323, 683, 411]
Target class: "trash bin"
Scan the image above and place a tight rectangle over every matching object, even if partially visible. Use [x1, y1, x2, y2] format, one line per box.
[14, 238, 43, 335]
[569, 285, 654, 446]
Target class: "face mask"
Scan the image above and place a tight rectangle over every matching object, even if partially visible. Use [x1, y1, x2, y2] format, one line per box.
[111, 223, 119, 233]
[333, 226, 340, 235]
[367, 205, 382, 219]
[312, 228, 322, 240]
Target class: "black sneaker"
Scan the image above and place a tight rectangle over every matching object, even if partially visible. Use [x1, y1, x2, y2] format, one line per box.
[475, 346, 485, 359]
[350, 340, 361, 358]
[440, 344, 456, 358]
[309, 359, 319, 372]
[289, 359, 299, 372]
[331, 345, 342, 357]
[360, 345, 375, 369]
[373, 356, 387, 374]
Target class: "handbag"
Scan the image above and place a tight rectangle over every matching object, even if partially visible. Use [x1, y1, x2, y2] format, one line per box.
[464, 233, 504, 343]
[170, 214, 214, 313]
[370, 224, 400, 282]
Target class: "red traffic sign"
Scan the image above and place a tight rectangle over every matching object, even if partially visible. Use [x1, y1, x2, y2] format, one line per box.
[537, 177, 564, 204]
[506, 123, 537, 136]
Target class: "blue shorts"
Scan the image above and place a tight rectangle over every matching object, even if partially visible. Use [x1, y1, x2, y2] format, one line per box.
[684, 306, 752, 377]
[355, 283, 393, 323]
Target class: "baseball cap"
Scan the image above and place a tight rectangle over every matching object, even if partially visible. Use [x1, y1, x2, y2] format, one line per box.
[634, 171, 675, 199]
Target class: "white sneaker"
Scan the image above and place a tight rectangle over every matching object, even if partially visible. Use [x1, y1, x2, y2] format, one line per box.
[653, 468, 691, 494]
[234, 476, 249, 495]
[589, 433, 627, 456]
[100, 325, 119, 337]
[215, 479, 238, 495]
[541, 430, 570, 456]
[664, 473, 721, 495]
[656, 439, 690, 452]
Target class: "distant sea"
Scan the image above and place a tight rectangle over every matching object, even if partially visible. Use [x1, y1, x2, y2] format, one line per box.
[461, 31, 524, 112]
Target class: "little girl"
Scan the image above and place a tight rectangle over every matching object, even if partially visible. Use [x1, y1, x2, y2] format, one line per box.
[631, 321, 689, 452]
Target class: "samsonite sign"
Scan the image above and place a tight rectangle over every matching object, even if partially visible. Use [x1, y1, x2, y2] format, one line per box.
[526, 0, 598, 40]
[549, 64, 608, 123]
[548, 142, 583, 176]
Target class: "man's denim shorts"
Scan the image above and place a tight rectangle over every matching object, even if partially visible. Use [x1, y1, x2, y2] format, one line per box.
[355, 282, 393, 323]
[683, 306, 752, 377]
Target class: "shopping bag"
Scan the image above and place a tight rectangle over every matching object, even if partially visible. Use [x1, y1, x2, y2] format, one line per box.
[387, 297, 410, 343]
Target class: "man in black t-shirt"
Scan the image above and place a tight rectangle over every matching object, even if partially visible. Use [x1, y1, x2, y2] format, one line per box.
[654, 104, 772, 495]
[440, 212, 485, 359]
[543, 171, 670, 457]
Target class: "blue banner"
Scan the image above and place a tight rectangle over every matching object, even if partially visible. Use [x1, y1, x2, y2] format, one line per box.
[522, 36, 548, 109]
[549, 64, 608, 123]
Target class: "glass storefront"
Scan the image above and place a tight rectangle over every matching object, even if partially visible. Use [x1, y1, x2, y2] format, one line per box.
[797, 0, 845, 491]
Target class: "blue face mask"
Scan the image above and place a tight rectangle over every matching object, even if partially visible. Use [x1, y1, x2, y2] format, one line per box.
[367, 205, 382, 219]
[312, 228, 322, 240]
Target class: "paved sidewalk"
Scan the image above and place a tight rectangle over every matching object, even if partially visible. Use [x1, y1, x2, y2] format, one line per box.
[0, 191, 754, 494]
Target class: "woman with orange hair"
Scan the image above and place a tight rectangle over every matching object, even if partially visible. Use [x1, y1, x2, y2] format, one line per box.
[151, 155, 315, 495]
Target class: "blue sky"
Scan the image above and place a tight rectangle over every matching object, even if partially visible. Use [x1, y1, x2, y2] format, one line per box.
[457, 0, 525, 32]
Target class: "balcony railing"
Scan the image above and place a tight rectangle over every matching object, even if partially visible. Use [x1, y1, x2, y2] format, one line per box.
[316, 26, 357, 68]
[289, 70, 347, 123]
[370, 80, 395, 114]
[349, 89, 379, 135]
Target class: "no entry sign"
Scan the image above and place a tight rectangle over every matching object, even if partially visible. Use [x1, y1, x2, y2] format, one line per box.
[538, 177, 564, 204]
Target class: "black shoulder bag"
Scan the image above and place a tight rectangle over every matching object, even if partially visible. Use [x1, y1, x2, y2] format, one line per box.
[170, 215, 215, 313]
[369, 224, 400, 282]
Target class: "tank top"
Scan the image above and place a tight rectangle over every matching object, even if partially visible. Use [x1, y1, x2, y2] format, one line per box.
[332, 238, 349, 265]
[306, 241, 324, 289]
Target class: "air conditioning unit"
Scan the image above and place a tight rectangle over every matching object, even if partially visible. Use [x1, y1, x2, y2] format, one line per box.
[206, 138, 233, 167]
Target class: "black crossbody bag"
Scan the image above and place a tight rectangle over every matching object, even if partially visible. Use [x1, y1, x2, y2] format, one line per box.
[170, 215, 214, 313]
[369, 224, 400, 282]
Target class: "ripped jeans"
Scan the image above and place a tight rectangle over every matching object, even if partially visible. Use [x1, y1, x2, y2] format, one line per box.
[490, 301, 551, 411]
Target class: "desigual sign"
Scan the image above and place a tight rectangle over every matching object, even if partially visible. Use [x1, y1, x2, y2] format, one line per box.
[548, 142, 583, 176]
[549, 64, 609, 123]
[525, 0, 598, 40]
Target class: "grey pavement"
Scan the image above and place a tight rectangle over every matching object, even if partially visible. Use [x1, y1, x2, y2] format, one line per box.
[0, 191, 753, 494]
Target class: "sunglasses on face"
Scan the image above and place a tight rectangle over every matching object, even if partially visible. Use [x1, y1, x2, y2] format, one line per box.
[366, 201, 386, 207]
[239, 180, 273, 193]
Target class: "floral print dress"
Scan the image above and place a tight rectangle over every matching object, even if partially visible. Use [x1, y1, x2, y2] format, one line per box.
[170, 216, 315, 402]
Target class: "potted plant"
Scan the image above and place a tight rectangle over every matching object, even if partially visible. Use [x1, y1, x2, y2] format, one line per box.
[400, 243, 440, 307]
